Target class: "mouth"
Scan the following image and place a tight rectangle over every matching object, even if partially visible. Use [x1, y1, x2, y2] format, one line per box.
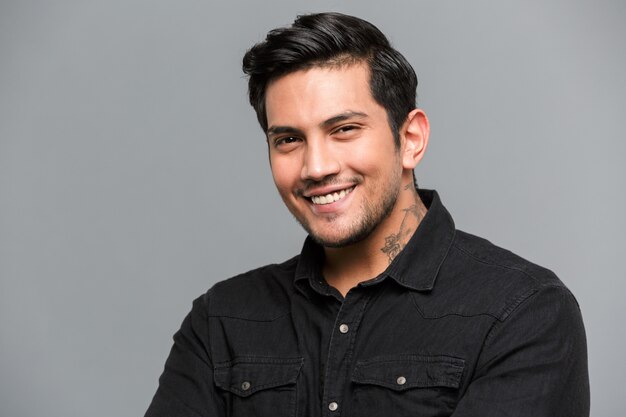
[309, 186, 355, 205]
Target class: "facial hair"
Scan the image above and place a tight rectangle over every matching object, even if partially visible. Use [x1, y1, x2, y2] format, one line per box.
[293, 167, 402, 248]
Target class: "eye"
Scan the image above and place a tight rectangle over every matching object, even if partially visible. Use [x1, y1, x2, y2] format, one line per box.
[332, 124, 361, 137]
[273, 136, 302, 150]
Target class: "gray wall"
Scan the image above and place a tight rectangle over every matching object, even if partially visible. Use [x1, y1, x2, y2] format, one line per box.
[1, 1, 624, 416]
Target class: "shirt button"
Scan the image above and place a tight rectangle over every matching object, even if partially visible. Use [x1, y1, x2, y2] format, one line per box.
[328, 401, 338, 411]
[396, 376, 407, 385]
[339, 324, 349, 333]
[241, 381, 251, 391]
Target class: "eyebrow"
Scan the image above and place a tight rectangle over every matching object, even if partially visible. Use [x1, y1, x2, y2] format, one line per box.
[320, 111, 368, 128]
[266, 125, 305, 138]
[266, 110, 369, 137]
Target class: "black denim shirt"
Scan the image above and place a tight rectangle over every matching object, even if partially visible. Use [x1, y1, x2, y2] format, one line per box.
[146, 190, 589, 417]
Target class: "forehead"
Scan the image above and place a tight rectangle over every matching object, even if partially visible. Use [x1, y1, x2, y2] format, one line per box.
[265, 64, 384, 128]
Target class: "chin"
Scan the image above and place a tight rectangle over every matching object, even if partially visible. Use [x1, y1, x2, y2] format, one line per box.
[307, 223, 377, 249]
[310, 234, 353, 248]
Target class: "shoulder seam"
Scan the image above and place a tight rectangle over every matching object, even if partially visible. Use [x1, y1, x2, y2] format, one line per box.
[451, 241, 564, 320]
[452, 241, 559, 289]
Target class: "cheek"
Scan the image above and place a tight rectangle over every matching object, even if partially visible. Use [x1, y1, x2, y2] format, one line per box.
[270, 157, 299, 195]
[345, 144, 394, 176]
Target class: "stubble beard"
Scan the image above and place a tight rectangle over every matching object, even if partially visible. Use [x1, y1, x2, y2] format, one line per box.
[293, 173, 402, 249]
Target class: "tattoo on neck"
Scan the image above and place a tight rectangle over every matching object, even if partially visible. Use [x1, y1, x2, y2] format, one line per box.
[380, 202, 424, 264]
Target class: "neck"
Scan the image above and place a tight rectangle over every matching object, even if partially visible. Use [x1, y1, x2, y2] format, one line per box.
[322, 181, 427, 296]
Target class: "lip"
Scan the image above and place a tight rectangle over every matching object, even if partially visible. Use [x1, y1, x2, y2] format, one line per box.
[303, 183, 357, 198]
[307, 185, 357, 214]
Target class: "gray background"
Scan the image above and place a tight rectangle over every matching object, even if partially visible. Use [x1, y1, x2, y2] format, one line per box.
[1, 0, 624, 416]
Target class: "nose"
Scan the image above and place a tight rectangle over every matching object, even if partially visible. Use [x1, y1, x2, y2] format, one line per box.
[301, 139, 341, 181]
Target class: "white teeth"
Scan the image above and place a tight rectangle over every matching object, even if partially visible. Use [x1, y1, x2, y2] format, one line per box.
[311, 187, 354, 205]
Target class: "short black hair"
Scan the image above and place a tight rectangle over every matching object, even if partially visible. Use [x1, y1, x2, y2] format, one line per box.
[242, 12, 418, 148]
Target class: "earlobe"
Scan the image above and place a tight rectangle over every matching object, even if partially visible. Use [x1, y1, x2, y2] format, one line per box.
[401, 109, 430, 170]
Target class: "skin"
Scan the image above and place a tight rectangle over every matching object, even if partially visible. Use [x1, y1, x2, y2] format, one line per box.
[265, 63, 430, 296]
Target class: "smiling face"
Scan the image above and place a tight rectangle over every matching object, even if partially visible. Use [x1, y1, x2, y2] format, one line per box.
[265, 63, 409, 248]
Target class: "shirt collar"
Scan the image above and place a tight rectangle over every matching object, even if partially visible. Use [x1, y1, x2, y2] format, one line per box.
[294, 189, 456, 294]
[382, 189, 456, 291]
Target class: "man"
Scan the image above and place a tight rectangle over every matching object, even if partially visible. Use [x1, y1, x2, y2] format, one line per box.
[146, 12, 589, 417]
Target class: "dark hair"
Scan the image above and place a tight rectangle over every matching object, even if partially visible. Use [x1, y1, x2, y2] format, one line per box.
[242, 12, 418, 147]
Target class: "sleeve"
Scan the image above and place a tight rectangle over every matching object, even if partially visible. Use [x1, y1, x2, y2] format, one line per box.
[145, 291, 224, 417]
[452, 285, 590, 417]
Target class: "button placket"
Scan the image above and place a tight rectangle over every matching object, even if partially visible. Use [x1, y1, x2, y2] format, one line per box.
[321, 290, 370, 416]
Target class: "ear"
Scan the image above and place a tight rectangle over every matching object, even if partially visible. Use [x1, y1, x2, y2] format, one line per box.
[400, 109, 430, 170]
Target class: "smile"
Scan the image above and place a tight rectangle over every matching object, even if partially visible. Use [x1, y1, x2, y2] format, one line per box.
[310, 187, 355, 205]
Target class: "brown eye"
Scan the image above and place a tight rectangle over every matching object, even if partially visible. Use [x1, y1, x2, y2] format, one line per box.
[275, 136, 300, 146]
[337, 124, 360, 133]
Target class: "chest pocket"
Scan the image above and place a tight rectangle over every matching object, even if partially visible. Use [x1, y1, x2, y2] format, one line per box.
[214, 356, 303, 417]
[351, 354, 464, 417]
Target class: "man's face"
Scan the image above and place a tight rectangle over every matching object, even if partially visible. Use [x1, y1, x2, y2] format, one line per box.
[265, 63, 405, 248]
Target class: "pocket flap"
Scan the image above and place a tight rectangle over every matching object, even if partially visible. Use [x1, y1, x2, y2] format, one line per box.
[352, 354, 464, 391]
[214, 357, 304, 397]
